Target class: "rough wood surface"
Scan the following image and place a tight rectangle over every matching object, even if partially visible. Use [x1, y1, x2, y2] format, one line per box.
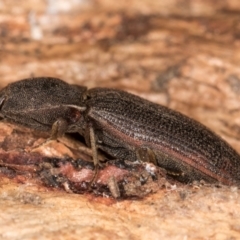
[1, 0, 240, 239]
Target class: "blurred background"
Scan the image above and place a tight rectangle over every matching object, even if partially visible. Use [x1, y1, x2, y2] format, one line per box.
[1, 0, 240, 151]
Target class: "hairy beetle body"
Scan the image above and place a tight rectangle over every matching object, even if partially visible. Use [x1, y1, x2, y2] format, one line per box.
[1, 77, 240, 185]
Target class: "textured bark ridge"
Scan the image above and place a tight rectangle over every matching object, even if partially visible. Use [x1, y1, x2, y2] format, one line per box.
[1, 1, 240, 239]
[0, 122, 167, 198]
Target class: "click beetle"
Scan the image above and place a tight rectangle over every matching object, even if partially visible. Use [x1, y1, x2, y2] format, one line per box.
[0, 77, 240, 185]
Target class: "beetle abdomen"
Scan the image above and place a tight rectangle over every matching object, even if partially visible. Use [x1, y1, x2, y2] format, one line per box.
[84, 88, 240, 185]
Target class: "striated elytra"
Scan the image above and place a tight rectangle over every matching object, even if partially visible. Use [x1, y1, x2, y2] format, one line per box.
[0, 77, 239, 185]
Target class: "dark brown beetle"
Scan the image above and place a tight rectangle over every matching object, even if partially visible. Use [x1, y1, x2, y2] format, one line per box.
[1, 77, 240, 185]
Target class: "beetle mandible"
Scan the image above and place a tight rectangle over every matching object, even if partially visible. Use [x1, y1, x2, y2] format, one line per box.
[0, 77, 240, 185]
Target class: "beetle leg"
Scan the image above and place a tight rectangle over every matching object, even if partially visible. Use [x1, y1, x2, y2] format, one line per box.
[50, 118, 68, 140]
[137, 148, 186, 179]
[88, 125, 100, 185]
[107, 176, 120, 198]
[89, 125, 99, 166]
[31, 118, 69, 151]
[136, 147, 157, 165]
